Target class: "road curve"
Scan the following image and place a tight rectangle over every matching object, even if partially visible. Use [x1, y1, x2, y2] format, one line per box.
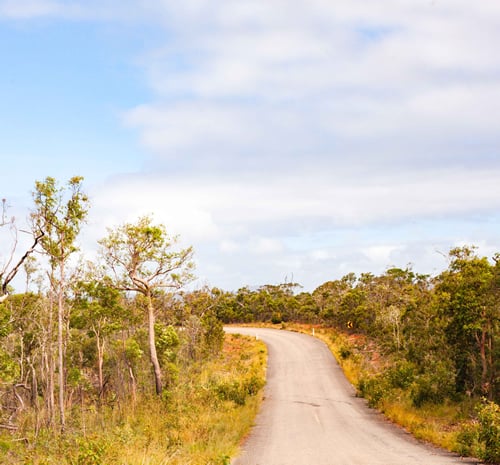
[225, 327, 477, 465]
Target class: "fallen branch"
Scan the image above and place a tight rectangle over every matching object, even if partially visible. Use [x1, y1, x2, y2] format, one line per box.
[0, 423, 18, 431]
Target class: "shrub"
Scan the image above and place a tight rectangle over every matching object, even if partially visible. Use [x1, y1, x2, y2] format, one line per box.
[410, 360, 455, 407]
[455, 423, 481, 458]
[212, 374, 265, 406]
[339, 346, 352, 360]
[71, 437, 108, 465]
[476, 400, 500, 463]
[385, 361, 415, 390]
[358, 375, 388, 408]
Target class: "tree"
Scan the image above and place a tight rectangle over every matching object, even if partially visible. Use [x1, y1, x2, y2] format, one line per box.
[0, 198, 44, 302]
[99, 216, 194, 395]
[31, 176, 89, 430]
[436, 246, 498, 398]
[72, 273, 123, 400]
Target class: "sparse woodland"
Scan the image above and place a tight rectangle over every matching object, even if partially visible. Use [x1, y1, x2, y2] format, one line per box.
[1, 176, 499, 463]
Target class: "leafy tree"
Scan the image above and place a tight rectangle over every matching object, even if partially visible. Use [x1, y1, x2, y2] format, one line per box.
[72, 273, 124, 400]
[31, 176, 89, 430]
[99, 215, 194, 395]
[436, 246, 498, 399]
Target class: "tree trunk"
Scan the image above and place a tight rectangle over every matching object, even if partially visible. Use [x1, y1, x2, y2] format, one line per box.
[147, 293, 162, 395]
[128, 365, 137, 406]
[45, 292, 55, 428]
[57, 260, 65, 432]
[477, 329, 489, 397]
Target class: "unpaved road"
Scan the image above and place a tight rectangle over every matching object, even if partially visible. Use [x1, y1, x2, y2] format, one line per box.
[226, 327, 477, 465]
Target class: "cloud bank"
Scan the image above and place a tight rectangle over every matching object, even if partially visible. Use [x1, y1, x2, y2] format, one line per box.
[3, 0, 500, 290]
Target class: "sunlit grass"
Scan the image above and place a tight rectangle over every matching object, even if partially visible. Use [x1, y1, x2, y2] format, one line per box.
[0, 334, 266, 465]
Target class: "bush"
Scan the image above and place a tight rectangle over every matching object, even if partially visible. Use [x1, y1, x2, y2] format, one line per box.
[477, 400, 500, 463]
[410, 360, 455, 407]
[71, 437, 108, 465]
[212, 374, 265, 406]
[385, 361, 415, 390]
[456, 423, 481, 458]
[358, 375, 388, 408]
[339, 346, 352, 360]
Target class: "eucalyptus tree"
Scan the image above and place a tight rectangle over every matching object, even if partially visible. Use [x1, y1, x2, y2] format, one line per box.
[436, 246, 498, 399]
[31, 176, 89, 430]
[0, 198, 45, 302]
[72, 273, 124, 400]
[99, 215, 194, 395]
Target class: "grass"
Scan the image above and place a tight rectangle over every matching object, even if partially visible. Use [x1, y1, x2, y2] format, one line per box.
[0, 334, 267, 465]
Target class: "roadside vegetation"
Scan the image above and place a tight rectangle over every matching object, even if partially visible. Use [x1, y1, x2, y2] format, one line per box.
[1, 176, 499, 463]
[215, 251, 500, 464]
[0, 177, 265, 464]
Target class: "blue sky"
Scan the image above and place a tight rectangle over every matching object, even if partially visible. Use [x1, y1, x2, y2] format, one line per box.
[1, 0, 500, 291]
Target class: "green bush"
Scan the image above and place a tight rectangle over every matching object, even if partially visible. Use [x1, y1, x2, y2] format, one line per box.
[358, 375, 388, 407]
[71, 437, 108, 465]
[410, 360, 455, 407]
[477, 400, 500, 463]
[212, 374, 265, 406]
[339, 346, 352, 360]
[385, 361, 415, 390]
[455, 423, 481, 457]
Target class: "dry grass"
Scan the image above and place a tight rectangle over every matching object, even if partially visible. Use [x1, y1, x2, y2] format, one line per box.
[0, 334, 267, 465]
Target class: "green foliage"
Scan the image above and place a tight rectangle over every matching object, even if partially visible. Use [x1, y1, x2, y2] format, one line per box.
[71, 437, 108, 465]
[155, 323, 180, 362]
[455, 423, 481, 458]
[32, 176, 89, 264]
[123, 337, 144, 362]
[476, 400, 500, 463]
[0, 347, 19, 383]
[409, 360, 456, 407]
[385, 361, 415, 390]
[357, 375, 388, 408]
[201, 311, 225, 357]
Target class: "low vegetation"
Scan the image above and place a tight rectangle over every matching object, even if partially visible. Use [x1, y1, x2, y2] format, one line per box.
[0, 333, 266, 464]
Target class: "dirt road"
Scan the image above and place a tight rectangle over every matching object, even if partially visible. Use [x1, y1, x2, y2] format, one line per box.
[226, 327, 477, 465]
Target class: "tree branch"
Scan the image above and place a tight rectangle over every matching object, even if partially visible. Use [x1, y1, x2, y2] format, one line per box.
[1, 230, 45, 297]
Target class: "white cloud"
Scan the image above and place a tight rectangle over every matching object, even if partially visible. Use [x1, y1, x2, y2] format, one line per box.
[0, 0, 64, 18]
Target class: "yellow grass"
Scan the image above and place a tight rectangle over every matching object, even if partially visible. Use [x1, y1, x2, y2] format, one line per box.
[1, 334, 267, 465]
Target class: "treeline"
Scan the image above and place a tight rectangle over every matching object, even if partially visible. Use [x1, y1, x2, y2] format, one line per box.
[214, 246, 500, 405]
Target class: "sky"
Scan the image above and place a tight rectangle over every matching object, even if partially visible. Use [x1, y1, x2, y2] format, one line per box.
[1, 0, 500, 292]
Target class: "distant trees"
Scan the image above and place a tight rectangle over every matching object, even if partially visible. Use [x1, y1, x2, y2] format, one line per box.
[216, 247, 500, 404]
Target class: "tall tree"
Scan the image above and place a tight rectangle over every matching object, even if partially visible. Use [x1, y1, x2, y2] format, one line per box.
[436, 246, 498, 398]
[31, 176, 89, 430]
[99, 215, 194, 395]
